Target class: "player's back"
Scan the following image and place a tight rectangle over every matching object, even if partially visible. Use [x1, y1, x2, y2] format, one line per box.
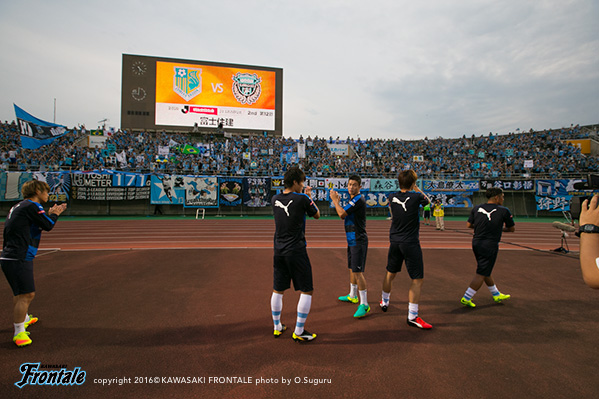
[272, 192, 314, 254]
[388, 191, 427, 243]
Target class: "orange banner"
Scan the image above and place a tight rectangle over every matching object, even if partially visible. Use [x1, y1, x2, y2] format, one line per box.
[565, 139, 591, 154]
[156, 61, 276, 109]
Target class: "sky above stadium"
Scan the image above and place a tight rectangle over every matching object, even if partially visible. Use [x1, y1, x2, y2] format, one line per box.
[0, 1, 597, 140]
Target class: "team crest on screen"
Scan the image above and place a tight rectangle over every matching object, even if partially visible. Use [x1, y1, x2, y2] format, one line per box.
[232, 72, 262, 105]
[173, 67, 202, 101]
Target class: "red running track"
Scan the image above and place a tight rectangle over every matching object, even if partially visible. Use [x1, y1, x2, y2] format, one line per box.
[16, 218, 579, 253]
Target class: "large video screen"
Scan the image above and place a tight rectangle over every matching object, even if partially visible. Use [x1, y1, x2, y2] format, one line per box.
[121, 54, 283, 135]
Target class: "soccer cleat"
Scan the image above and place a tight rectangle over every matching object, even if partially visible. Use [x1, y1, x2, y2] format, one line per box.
[407, 317, 433, 329]
[379, 300, 389, 312]
[493, 293, 511, 303]
[25, 315, 38, 329]
[13, 331, 32, 347]
[292, 330, 317, 342]
[353, 304, 371, 318]
[461, 297, 476, 308]
[273, 324, 286, 338]
[338, 295, 359, 304]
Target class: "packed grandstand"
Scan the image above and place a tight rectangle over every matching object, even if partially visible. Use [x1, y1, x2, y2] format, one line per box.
[0, 120, 597, 179]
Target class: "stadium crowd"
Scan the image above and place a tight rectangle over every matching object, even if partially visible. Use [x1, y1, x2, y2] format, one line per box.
[0, 120, 597, 179]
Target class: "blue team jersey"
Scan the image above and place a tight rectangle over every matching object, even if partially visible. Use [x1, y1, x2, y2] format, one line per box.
[272, 192, 319, 255]
[1, 200, 59, 261]
[343, 193, 367, 246]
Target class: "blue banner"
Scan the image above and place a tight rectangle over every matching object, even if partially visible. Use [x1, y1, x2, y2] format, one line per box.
[151, 175, 186, 205]
[219, 177, 243, 206]
[243, 177, 271, 207]
[536, 195, 570, 211]
[14, 104, 67, 149]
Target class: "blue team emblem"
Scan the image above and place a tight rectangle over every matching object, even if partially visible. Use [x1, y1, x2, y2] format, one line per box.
[173, 67, 202, 101]
[232, 72, 262, 105]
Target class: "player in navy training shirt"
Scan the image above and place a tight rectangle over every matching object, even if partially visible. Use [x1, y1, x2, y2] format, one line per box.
[380, 170, 433, 329]
[270, 166, 320, 342]
[1, 180, 67, 347]
[460, 187, 515, 308]
[330, 175, 370, 318]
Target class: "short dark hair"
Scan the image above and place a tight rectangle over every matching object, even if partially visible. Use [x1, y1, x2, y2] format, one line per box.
[283, 166, 306, 188]
[486, 187, 504, 198]
[398, 170, 417, 190]
[22, 180, 50, 199]
[348, 174, 361, 186]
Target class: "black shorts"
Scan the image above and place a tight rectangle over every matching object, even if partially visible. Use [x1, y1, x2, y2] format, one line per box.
[273, 249, 313, 292]
[386, 242, 424, 279]
[1, 259, 35, 296]
[472, 240, 499, 277]
[347, 241, 368, 273]
[423, 210, 431, 218]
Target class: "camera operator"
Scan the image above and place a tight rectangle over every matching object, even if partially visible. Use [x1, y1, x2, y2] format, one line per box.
[579, 194, 599, 289]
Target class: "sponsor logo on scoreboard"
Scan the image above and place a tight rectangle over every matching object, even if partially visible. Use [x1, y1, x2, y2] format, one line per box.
[181, 105, 218, 115]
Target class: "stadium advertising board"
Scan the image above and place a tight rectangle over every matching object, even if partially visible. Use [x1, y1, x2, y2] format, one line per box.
[70, 171, 151, 201]
[480, 179, 534, 191]
[122, 54, 283, 135]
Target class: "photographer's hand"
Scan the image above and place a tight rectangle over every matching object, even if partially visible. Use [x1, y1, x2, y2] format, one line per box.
[579, 194, 599, 289]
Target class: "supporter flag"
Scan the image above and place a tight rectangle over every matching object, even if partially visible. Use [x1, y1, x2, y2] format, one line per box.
[90, 130, 104, 136]
[180, 144, 199, 155]
[14, 104, 67, 149]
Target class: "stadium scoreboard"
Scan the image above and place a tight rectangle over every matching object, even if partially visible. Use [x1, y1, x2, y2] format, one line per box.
[121, 54, 283, 136]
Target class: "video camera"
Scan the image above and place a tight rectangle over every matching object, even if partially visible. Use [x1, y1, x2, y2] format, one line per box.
[570, 173, 599, 220]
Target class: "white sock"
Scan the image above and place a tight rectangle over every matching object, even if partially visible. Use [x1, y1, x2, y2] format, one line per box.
[349, 284, 358, 298]
[408, 302, 419, 320]
[294, 294, 312, 336]
[14, 322, 25, 336]
[381, 291, 390, 304]
[487, 285, 500, 296]
[24, 314, 30, 323]
[358, 290, 368, 306]
[463, 287, 477, 300]
[271, 292, 283, 331]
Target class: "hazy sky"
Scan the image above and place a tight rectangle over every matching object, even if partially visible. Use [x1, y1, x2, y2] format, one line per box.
[1, 1, 597, 140]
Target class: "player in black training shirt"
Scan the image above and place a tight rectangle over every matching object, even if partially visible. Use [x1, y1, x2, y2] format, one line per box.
[270, 166, 320, 342]
[380, 170, 433, 329]
[460, 187, 515, 308]
[330, 175, 369, 318]
[1, 180, 67, 347]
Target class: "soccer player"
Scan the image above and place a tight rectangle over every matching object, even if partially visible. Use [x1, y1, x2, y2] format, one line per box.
[330, 175, 369, 318]
[380, 170, 433, 329]
[270, 166, 320, 342]
[460, 187, 515, 307]
[1, 180, 67, 347]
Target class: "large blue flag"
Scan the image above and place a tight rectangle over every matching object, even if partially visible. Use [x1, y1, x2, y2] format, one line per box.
[14, 104, 67, 149]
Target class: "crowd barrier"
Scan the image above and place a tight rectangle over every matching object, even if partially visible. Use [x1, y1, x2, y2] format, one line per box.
[0, 171, 597, 218]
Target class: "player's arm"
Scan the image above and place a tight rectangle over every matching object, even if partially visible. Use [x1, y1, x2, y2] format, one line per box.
[503, 211, 516, 233]
[413, 185, 431, 204]
[329, 189, 347, 219]
[467, 208, 475, 229]
[304, 186, 320, 219]
[579, 195, 599, 289]
[29, 202, 62, 231]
